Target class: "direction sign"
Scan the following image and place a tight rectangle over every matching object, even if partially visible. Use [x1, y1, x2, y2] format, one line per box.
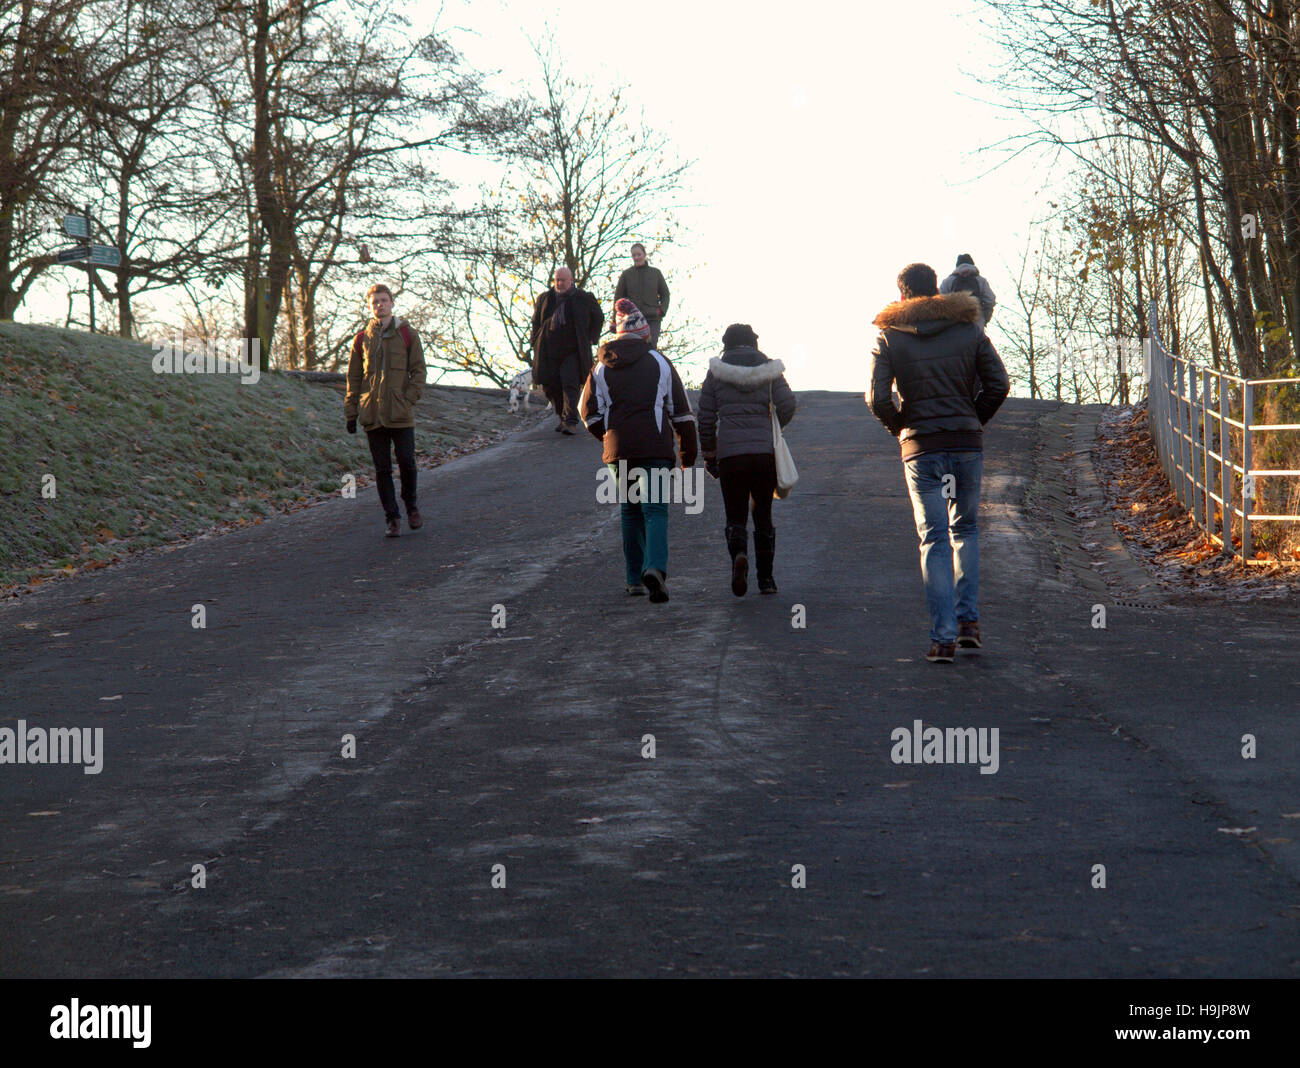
[62, 214, 89, 239]
[57, 245, 90, 263]
[89, 244, 121, 267]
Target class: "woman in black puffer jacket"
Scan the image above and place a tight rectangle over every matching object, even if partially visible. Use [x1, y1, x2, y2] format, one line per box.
[697, 324, 797, 595]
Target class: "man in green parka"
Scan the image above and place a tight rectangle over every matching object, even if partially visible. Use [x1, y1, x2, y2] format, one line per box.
[614, 243, 670, 348]
[345, 283, 427, 537]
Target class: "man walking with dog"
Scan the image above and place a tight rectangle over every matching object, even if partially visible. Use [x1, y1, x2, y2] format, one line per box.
[531, 266, 602, 434]
[868, 262, 1009, 663]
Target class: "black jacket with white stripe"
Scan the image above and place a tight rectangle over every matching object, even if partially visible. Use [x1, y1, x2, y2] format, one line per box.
[579, 336, 698, 466]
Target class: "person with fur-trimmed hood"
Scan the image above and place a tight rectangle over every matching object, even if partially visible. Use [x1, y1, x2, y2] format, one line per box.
[579, 298, 698, 603]
[697, 323, 796, 596]
[868, 262, 1009, 663]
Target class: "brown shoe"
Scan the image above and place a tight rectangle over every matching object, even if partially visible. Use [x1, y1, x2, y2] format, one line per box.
[957, 621, 981, 648]
[926, 641, 956, 663]
[407, 509, 422, 530]
[385, 518, 401, 538]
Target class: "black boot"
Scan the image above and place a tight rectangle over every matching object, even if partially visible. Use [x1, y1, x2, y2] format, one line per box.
[725, 524, 748, 597]
[754, 528, 777, 594]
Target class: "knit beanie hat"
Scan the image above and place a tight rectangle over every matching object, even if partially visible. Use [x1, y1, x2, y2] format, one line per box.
[956, 253, 975, 267]
[612, 298, 651, 339]
[721, 323, 758, 348]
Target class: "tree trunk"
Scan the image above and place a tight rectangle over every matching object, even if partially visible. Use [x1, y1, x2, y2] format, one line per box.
[244, 0, 289, 372]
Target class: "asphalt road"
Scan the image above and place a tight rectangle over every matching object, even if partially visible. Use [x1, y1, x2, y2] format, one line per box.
[1, 394, 1297, 977]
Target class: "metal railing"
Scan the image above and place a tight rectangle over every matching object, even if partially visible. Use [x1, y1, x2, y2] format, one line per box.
[1144, 302, 1300, 562]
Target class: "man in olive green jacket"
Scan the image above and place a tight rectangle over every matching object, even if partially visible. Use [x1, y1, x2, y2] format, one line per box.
[614, 243, 670, 347]
[345, 283, 427, 537]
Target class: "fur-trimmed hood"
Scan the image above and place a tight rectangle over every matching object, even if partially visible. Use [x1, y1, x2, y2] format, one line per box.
[708, 353, 786, 388]
[697, 348, 796, 459]
[873, 292, 980, 335]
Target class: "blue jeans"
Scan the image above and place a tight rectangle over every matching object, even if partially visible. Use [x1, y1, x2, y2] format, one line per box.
[608, 459, 671, 584]
[902, 450, 982, 644]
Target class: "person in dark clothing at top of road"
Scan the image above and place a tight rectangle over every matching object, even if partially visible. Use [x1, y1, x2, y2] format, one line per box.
[868, 262, 1009, 663]
[580, 298, 698, 603]
[530, 265, 602, 434]
[697, 323, 796, 596]
[614, 243, 670, 349]
[939, 253, 997, 327]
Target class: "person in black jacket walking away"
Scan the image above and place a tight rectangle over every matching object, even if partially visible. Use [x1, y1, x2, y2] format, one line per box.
[867, 263, 1009, 663]
[579, 298, 698, 603]
[697, 324, 796, 595]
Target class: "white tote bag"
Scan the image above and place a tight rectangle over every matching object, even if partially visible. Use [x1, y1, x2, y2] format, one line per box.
[770, 383, 798, 499]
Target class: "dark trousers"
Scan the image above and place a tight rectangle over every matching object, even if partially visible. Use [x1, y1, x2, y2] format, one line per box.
[540, 350, 584, 425]
[719, 453, 776, 533]
[366, 426, 416, 520]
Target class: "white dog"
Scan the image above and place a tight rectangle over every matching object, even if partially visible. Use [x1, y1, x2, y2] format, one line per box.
[507, 368, 534, 412]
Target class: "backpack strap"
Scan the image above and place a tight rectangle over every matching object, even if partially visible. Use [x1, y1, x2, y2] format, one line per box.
[399, 322, 412, 354]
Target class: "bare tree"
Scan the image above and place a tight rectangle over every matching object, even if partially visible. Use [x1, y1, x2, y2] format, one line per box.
[430, 44, 698, 385]
[210, 0, 524, 371]
[984, 0, 1300, 377]
[69, 0, 237, 337]
[0, 0, 98, 319]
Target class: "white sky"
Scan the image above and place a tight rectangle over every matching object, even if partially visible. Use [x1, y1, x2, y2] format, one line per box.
[445, 0, 1047, 389]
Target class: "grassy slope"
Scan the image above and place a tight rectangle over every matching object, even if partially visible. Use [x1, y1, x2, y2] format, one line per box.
[0, 323, 515, 589]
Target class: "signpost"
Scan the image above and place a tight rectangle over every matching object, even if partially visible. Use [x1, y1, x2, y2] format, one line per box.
[51, 207, 123, 332]
[84, 206, 94, 332]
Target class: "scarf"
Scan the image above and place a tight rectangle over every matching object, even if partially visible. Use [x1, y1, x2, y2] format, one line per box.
[552, 286, 578, 327]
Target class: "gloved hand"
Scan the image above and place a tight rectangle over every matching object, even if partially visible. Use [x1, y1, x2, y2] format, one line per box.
[705, 458, 719, 480]
[346, 418, 357, 434]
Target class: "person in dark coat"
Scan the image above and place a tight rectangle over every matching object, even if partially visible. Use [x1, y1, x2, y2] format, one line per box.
[697, 323, 796, 595]
[579, 298, 698, 603]
[867, 262, 1009, 663]
[530, 266, 601, 434]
